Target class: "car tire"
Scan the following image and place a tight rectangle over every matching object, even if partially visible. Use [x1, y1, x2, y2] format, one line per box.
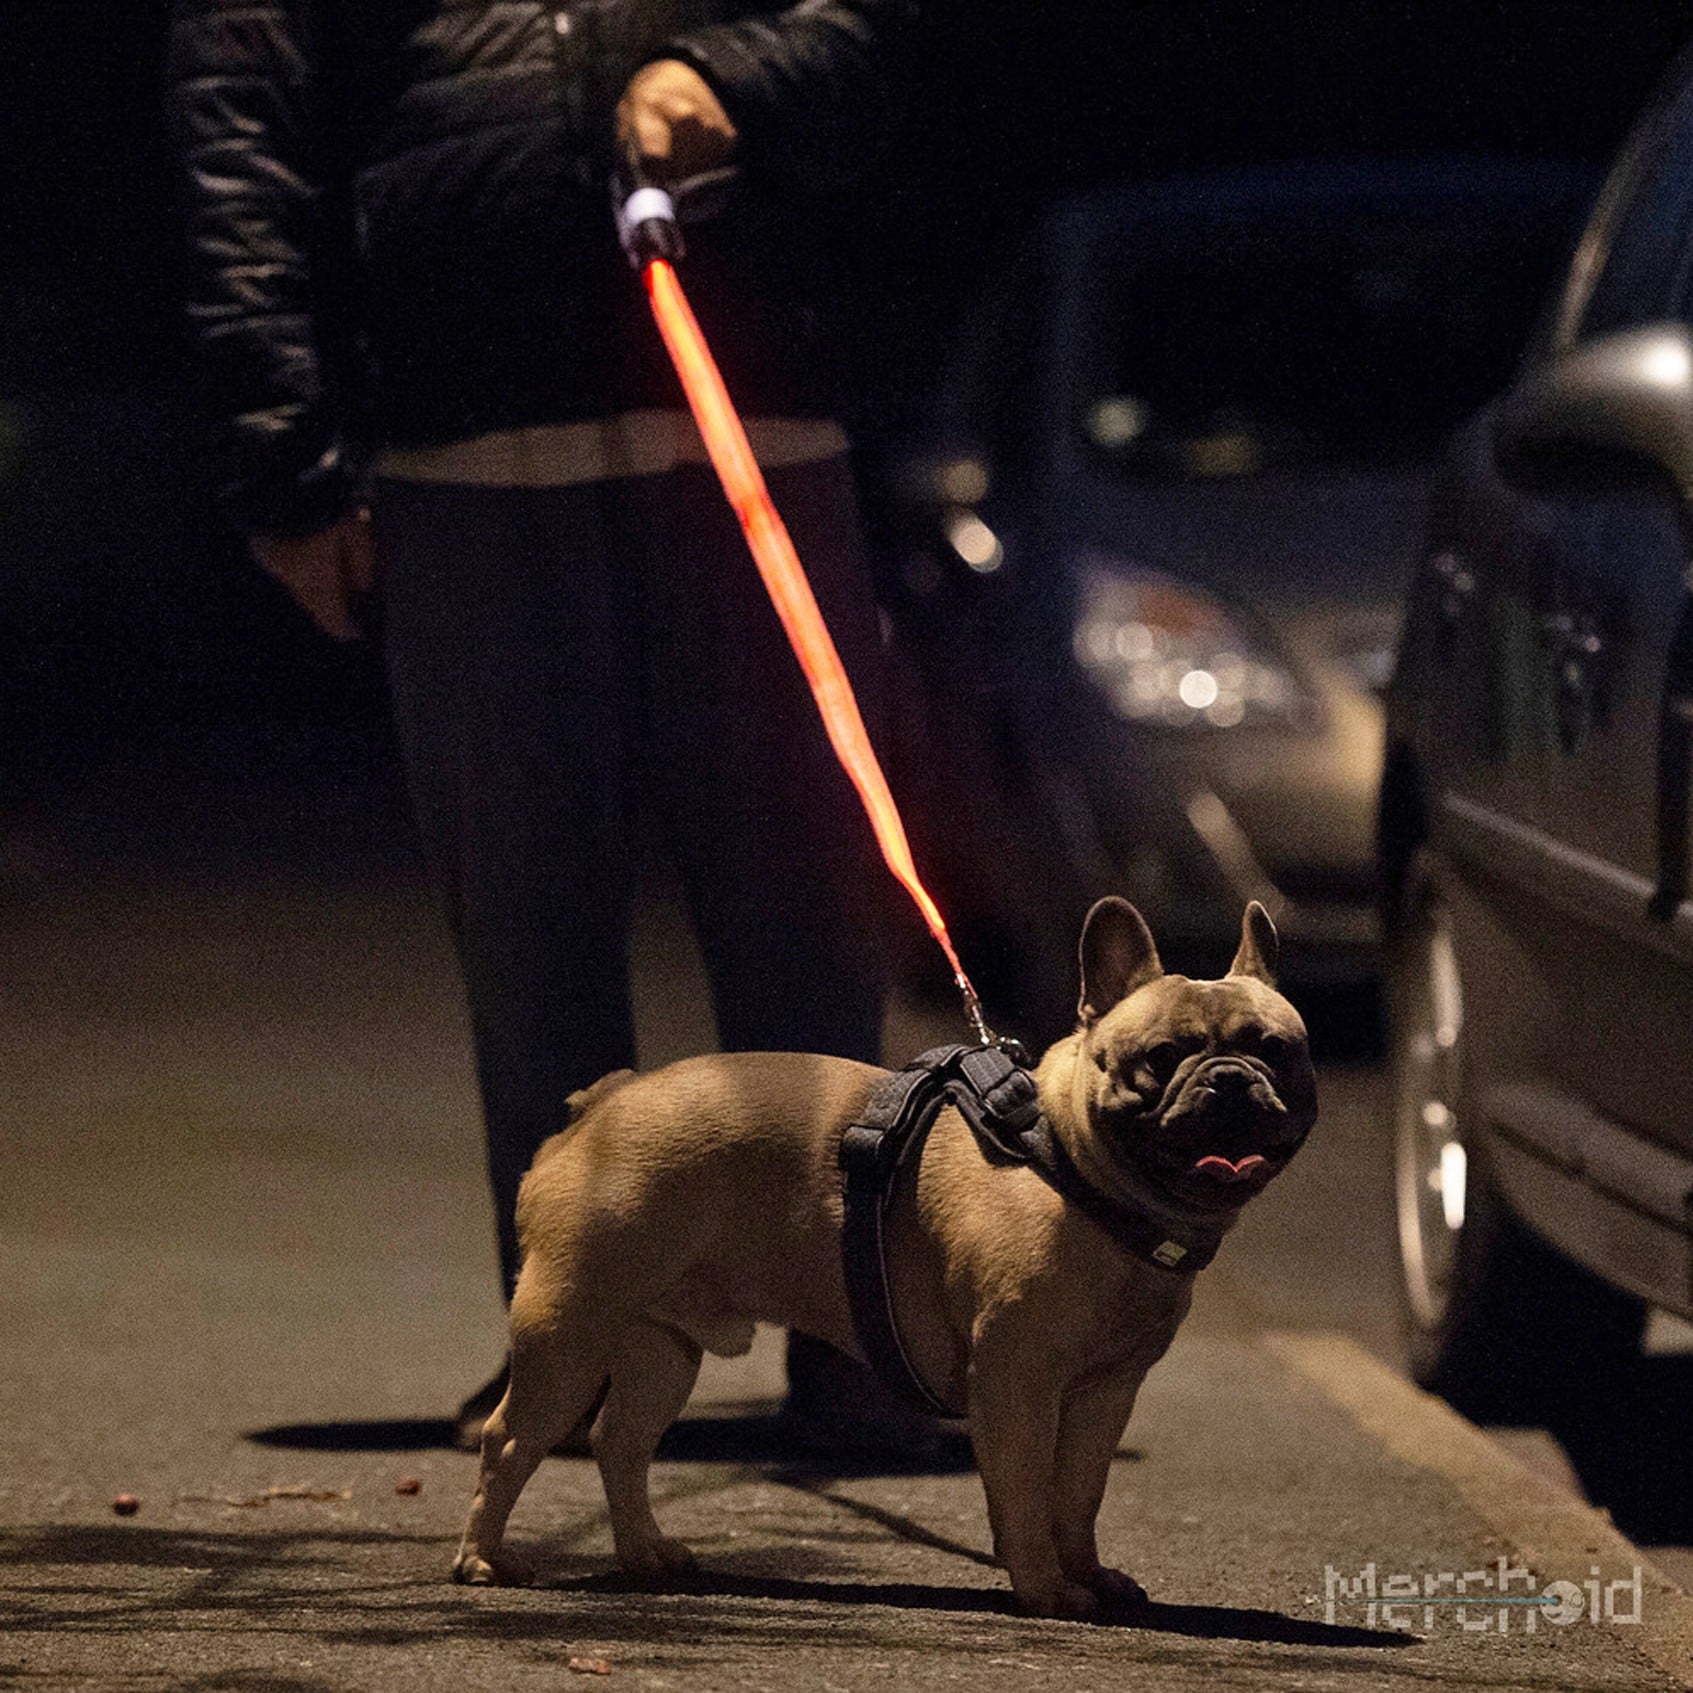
[1388, 848, 1644, 1423]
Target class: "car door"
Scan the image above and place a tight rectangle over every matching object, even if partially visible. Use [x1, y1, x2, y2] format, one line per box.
[1402, 58, 1693, 1318]
[1391, 66, 1693, 1295]
[1529, 66, 1693, 1174]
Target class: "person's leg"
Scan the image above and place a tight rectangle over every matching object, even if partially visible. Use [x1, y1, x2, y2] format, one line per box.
[636, 453, 887, 1064]
[635, 455, 966, 1462]
[376, 477, 642, 1305]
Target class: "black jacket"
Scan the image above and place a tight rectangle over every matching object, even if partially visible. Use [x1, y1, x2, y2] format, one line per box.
[165, 0, 915, 535]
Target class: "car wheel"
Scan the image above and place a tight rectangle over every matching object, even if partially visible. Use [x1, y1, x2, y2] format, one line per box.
[1389, 849, 1643, 1422]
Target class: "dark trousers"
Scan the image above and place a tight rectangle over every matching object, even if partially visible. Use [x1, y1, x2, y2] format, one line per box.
[375, 456, 888, 1297]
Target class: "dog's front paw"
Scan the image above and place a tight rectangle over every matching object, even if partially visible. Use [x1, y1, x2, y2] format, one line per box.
[1089, 1566, 1150, 1614]
[616, 1535, 699, 1588]
[452, 1548, 536, 1587]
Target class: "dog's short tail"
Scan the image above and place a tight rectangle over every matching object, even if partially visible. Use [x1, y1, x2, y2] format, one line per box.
[565, 1069, 637, 1123]
[531, 1069, 638, 1168]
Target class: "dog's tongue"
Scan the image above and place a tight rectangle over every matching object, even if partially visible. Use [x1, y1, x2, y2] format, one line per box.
[1193, 1153, 1268, 1183]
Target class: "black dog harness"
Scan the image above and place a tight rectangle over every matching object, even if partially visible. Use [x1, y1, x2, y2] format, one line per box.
[838, 1043, 1231, 1417]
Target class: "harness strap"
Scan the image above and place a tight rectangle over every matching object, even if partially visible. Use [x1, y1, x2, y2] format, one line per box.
[839, 1061, 963, 1416]
[839, 1044, 1232, 1417]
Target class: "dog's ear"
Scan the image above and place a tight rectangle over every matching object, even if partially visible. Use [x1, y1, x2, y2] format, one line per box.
[1228, 900, 1279, 986]
[1078, 897, 1163, 1024]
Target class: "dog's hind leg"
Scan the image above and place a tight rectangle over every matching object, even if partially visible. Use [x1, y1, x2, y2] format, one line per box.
[592, 1319, 704, 1583]
[452, 1318, 609, 1587]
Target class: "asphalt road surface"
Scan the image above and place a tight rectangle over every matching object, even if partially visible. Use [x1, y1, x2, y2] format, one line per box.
[5, 768, 1693, 1689]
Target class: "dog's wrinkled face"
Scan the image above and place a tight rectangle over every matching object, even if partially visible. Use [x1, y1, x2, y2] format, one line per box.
[1075, 898, 1317, 1212]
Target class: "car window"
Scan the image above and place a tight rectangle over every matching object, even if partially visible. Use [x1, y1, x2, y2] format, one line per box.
[1554, 55, 1693, 343]
[1081, 208, 1563, 475]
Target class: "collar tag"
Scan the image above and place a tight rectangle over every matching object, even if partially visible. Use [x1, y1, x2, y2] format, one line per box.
[1152, 1240, 1189, 1267]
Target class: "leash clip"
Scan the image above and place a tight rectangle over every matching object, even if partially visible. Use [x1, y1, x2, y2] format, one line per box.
[954, 971, 1029, 1066]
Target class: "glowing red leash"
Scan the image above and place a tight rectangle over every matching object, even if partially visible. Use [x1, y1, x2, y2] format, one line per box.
[623, 203, 991, 1042]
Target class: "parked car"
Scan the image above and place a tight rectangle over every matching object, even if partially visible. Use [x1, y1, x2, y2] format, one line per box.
[1379, 54, 1693, 1418]
[881, 159, 1595, 1039]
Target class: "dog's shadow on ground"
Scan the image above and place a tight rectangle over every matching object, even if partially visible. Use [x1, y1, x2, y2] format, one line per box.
[238, 1412, 1410, 1653]
[555, 1565, 1410, 1649]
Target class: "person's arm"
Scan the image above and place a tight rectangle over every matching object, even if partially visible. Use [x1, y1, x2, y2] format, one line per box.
[165, 0, 362, 551]
[656, 0, 919, 191]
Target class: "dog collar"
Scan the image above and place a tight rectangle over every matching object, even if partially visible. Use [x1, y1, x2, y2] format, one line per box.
[838, 1043, 1233, 1418]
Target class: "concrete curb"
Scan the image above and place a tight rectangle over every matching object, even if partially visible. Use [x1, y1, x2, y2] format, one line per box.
[1266, 1331, 1693, 1689]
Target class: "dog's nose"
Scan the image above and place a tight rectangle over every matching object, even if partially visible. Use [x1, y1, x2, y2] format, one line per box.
[1206, 1062, 1255, 1094]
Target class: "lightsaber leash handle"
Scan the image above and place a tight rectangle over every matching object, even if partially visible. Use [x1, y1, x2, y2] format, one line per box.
[619, 185, 684, 268]
[614, 141, 685, 269]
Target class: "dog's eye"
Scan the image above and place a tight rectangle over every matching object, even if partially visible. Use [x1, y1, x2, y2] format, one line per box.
[1140, 1041, 1183, 1078]
[1236, 1027, 1291, 1062]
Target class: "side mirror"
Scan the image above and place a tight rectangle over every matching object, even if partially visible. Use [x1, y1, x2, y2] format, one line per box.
[1495, 324, 1693, 505]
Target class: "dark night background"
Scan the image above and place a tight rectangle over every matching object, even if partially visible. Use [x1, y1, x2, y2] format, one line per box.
[4, 1, 1693, 873]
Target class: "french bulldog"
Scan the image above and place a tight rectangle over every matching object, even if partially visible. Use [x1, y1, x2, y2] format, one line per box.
[453, 896, 1316, 1618]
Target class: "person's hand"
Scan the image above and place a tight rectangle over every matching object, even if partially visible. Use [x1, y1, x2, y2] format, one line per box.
[250, 509, 376, 641]
[616, 59, 737, 188]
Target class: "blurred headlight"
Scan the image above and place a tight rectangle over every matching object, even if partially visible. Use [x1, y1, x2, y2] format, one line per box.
[1072, 564, 1314, 730]
[946, 509, 1004, 573]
